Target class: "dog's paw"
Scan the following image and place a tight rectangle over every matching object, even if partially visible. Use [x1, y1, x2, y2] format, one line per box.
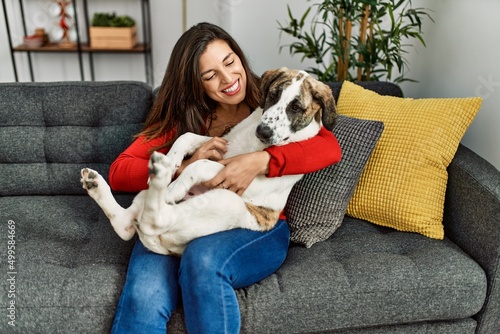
[163, 180, 186, 204]
[80, 168, 100, 190]
[148, 152, 175, 188]
[80, 167, 111, 201]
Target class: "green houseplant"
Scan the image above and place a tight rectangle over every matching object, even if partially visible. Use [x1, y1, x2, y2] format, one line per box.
[91, 12, 136, 28]
[278, 0, 433, 82]
[89, 12, 137, 49]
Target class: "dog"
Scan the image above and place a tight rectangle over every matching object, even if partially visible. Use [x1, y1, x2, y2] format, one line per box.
[80, 67, 337, 256]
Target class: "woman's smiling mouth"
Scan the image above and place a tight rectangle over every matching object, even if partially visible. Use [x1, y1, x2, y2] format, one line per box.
[222, 79, 240, 95]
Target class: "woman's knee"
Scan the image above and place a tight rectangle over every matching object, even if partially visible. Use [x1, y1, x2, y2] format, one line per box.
[178, 222, 290, 290]
[125, 276, 178, 317]
[179, 240, 221, 289]
[119, 242, 182, 320]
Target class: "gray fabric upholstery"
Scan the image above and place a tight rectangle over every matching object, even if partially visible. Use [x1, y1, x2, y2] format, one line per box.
[0, 81, 148, 333]
[327, 81, 404, 100]
[0, 81, 152, 196]
[444, 144, 500, 334]
[0, 80, 498, 334]
[0, 195, 135, 334]
[235, 218, 486, 333]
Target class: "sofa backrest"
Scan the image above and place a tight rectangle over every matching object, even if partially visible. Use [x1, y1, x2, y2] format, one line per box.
[327, 81, 404, 101]
[0, 81, 152, 196]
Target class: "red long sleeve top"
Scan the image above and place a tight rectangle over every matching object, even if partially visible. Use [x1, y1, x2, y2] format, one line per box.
[109, 126, 341, 193]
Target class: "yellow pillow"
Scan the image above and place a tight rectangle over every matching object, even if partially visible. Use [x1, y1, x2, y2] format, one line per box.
[337, 81, 482, 239]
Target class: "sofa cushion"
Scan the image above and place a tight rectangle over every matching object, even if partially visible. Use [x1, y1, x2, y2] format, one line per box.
[286, 115, 384, 247]
[0, 81, 152, 196]
[0, 195, 135, 333]
[234, 217, 487, 333]
[327, 81, 404, 101]
[336, 81, 482, 239]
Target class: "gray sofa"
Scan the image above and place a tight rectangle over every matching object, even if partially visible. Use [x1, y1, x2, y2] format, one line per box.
[0, 80, 498, 334]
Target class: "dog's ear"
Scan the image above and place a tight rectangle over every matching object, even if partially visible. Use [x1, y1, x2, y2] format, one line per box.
[260, 67, 288, 109]
[312, 81, 337, 131]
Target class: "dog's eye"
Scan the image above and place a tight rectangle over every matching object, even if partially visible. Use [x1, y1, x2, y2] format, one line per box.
[289, 102, 302, 113]
[268, 91, 278, 100]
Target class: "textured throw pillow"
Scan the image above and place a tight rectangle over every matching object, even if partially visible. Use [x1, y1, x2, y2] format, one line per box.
[286, 115, 384, 248]
[337, 81, 482, 239]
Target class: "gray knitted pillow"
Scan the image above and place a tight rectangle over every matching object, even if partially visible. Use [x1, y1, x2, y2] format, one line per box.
[285, 115, 384, 247]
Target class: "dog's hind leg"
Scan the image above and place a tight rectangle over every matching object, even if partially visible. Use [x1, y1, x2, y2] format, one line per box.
[137, 152, 179, 236]
[164, 159, 224, 204]
[80, 168, 137, 240]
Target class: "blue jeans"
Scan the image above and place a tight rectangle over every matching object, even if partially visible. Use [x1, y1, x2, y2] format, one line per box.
[111, 220, 290, 334]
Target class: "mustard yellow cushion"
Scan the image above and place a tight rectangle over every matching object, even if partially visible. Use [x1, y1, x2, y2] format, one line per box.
[337, 81, 482, 239]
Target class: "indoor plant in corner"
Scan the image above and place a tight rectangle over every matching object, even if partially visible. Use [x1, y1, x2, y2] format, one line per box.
[278, 0, 433, 82]
[89, 12, 137, 49]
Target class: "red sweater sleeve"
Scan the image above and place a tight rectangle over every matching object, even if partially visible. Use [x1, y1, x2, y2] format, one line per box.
[264, 126, 342, 177]
[109, 132, 174, 192]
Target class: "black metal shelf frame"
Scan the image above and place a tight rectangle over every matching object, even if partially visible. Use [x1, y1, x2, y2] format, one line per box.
[1, 0, 153, 84]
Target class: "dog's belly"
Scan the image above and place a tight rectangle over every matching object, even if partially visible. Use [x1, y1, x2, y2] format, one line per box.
[182, 184, 209, 201]
[242, 174, 302, 210]
[135, 189, 261, 256]
[138, 232, 183, 256]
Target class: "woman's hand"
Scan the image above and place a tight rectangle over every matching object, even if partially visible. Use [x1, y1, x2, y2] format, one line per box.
[176, 137, 228, 176]
[203, 151, 271, 196]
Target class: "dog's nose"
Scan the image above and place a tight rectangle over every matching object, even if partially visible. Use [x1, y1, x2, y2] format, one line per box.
[256, 124, 274, 143]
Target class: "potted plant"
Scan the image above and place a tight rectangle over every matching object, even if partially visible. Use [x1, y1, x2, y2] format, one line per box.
[89, 12, 137, 49]
[278, 0, 433, 82]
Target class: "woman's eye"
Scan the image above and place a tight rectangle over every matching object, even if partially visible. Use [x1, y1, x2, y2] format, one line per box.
[226, 60, 234, 67]
[204, 73, 215, 81]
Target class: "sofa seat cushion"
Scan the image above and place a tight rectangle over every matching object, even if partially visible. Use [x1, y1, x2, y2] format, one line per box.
[0, 195, 135, 332]
[233, 217, 487, 333]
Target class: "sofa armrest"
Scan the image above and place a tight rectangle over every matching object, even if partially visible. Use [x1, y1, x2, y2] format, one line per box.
[443, 144, 500, 334]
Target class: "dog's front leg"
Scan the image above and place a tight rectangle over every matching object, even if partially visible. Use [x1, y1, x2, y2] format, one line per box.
[164, 159, 224, 204]
[166, 132, 212, 171]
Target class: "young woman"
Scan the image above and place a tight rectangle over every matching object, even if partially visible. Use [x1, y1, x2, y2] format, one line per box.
[108, 22, 341, 334]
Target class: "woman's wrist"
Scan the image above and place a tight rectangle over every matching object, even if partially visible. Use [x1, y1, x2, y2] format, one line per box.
[256, 151, 271, 175]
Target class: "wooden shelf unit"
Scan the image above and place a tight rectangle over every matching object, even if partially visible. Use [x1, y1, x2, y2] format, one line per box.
[2, 0, 153, 84]
[13, 43, 150, 53]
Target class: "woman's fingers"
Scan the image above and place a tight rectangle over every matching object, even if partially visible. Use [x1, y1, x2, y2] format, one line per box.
[194, 137, 228, 161]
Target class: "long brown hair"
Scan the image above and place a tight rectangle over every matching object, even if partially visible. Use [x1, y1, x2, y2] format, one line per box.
[139, 22, 261, 150]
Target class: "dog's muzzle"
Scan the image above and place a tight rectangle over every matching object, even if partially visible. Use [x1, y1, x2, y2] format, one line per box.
[256, 124, 274, 144]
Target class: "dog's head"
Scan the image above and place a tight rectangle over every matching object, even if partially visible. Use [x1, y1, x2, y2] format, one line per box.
[256, 67, 337, 145]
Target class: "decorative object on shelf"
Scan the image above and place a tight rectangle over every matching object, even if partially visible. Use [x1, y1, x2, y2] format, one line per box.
[48, 0, 76, 48]
[35, 28, 49, 45]
[89, 12, 137, 49]
[278, 0, 433, 82]
[23, 35, 44, 48]
[22, 28, 48, 48]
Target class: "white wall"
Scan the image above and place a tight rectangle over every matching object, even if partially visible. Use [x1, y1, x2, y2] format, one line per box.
[1, 0, 499, 170]
[399, 0, 500, 171]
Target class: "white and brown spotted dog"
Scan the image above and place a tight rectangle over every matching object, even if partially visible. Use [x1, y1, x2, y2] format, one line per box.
[80, 67, 337, 256]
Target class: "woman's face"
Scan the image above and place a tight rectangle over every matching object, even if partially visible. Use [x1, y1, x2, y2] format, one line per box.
[199, 40, 247, 108]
